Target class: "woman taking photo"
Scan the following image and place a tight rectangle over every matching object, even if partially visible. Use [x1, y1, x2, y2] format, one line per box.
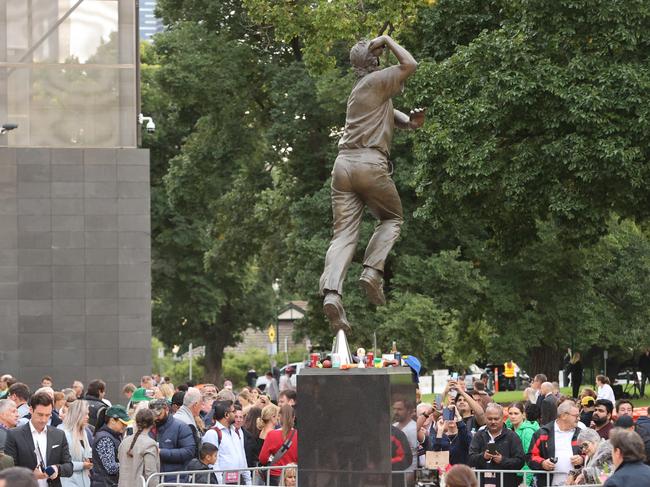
[259, 405, 298, 487]
[91, 406, 130, 487]
[117, 408, 159, 487]
[566, 427, 612, 484]
[59, 400, 93, 487]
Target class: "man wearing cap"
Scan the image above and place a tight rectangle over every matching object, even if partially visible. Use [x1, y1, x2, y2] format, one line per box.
[148, 399, 195, 474]
[580, 396, 595, 426]
[319, 34, 424, 331]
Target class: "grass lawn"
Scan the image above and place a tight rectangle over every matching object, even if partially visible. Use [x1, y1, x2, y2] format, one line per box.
[422, 387, 650, 408]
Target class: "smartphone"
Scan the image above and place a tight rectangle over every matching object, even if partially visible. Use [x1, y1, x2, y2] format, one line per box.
[443, 407, 454, 421]
[487, 443, 498, 455]
[551, 457, 558, 464]
[452, 372, 458, 380]
[434, 394, 442, 408]
[44, 466, 56, 476]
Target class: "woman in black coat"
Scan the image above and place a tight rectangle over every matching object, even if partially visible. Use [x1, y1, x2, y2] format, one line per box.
[569, 352, 583, 399]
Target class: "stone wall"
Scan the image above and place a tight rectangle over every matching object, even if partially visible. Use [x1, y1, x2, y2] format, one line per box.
[0, 147, 151, 402]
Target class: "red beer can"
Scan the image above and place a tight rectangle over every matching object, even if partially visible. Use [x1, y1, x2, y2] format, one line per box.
[366, 351, 374, 367]
[310, 353, 319, 367]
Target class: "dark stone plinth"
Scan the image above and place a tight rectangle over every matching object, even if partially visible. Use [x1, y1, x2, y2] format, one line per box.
[297, 367, 416, 487]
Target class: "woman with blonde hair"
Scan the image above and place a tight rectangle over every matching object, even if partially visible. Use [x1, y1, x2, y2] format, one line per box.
[59, 400, 93, 487]
[259, 405, 298, 486]
[279, 463, 296, 486]
[117, 408, 159, 486]
[254, 404, 279, 485]
[238, 389, 253, 408]
[159, 383, 174, 400]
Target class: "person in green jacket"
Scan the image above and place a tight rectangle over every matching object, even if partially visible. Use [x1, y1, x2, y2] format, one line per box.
[506, 402, 539, 486]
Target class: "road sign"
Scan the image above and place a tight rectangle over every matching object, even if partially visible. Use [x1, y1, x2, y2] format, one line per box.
[268, 324, 276, 343]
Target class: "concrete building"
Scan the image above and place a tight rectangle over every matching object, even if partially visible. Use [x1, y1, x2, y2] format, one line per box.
[139, 0, 163, 42]
[0, 0, 151, 401]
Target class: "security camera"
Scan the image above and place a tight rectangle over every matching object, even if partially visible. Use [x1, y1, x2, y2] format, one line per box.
[0, 123, 18, 135]
[138, 114, 155, 133]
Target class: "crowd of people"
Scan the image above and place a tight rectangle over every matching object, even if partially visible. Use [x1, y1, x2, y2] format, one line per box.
[2, 365, 650, 487]
[0, 372, 298, 486]
[405, 373, 650, 486]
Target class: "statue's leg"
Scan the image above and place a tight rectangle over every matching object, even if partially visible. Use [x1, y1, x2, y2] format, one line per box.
[319, 158, 365, 297]
[320, 157, 365, 331]
[358, 159, 403, 305]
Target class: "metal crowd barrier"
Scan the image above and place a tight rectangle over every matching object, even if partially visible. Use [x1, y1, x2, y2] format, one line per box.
[471, 468, 604, 487]
[144, 465, 293, 487]
[145, 466, 604, 487]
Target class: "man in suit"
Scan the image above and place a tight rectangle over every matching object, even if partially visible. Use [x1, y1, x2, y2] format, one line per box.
[4, 392, 72, 486]
[539, 381, 558, 426]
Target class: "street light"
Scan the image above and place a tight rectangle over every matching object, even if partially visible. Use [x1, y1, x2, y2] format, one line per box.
[272, 279, 281, 367]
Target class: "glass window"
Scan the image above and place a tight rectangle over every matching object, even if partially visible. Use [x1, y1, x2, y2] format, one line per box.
[0, 0, 137, 147]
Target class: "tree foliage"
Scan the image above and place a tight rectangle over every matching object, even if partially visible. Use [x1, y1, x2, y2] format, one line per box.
[145, 0, 650, 382]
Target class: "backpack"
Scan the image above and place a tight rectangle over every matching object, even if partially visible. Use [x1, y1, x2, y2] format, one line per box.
[209, 425, 223, 447]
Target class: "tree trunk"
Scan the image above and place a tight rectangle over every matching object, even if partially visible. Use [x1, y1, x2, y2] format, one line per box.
[529, 346, 565, 382]
[204, 338, 226, 385]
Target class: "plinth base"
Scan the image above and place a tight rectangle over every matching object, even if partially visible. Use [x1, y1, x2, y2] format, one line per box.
[297, 367, 416, 487]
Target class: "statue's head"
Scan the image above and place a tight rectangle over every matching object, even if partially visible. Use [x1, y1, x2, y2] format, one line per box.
[350, 40, 381, 78]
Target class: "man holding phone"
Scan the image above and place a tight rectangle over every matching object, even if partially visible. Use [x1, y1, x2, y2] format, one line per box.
[4, 392, 73, 486]
[468, 403, 525, 487]
[527, 400, 583, 486]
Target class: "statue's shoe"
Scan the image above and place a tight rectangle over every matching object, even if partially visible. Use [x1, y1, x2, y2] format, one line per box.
[359, 267, 386, 306]
[323, 293, 351, 333]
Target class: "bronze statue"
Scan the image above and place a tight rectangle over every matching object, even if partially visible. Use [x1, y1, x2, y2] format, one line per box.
[320, 35, 425, 331]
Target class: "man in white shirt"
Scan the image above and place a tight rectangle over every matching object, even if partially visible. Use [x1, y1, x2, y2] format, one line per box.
[203, 400, 251, 485]
[4, 392, 72, 487]
[527, 400, 583, 486]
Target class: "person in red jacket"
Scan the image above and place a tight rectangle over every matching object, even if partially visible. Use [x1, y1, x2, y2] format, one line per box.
[259, 405, 298, 486]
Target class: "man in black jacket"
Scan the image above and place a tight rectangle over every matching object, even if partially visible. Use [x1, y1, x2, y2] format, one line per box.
[4, 392, 73, 486]
[527, 400, 583, 487]
[83, 379, 109, 428]
[468, 403, 525, 487]
[539, 382, 558, 426]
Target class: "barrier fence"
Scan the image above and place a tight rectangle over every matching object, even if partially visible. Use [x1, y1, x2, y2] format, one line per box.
[143, 466, 604, 486]
[144, 465, 292, 487]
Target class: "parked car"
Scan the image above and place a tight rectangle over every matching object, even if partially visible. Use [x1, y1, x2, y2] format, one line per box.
[280, 361, 306, 389]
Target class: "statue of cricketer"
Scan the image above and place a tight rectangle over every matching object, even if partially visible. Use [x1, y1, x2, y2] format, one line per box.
[319, 35, 425, 331]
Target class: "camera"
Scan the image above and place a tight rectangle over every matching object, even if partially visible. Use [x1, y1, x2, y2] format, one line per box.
[138, 114, 156, 133]
[0, 123, 18, 135]
[416, 468, 440, 487]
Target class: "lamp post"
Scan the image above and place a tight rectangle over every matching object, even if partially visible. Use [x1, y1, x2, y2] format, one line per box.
[272, 279, 281, 365]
